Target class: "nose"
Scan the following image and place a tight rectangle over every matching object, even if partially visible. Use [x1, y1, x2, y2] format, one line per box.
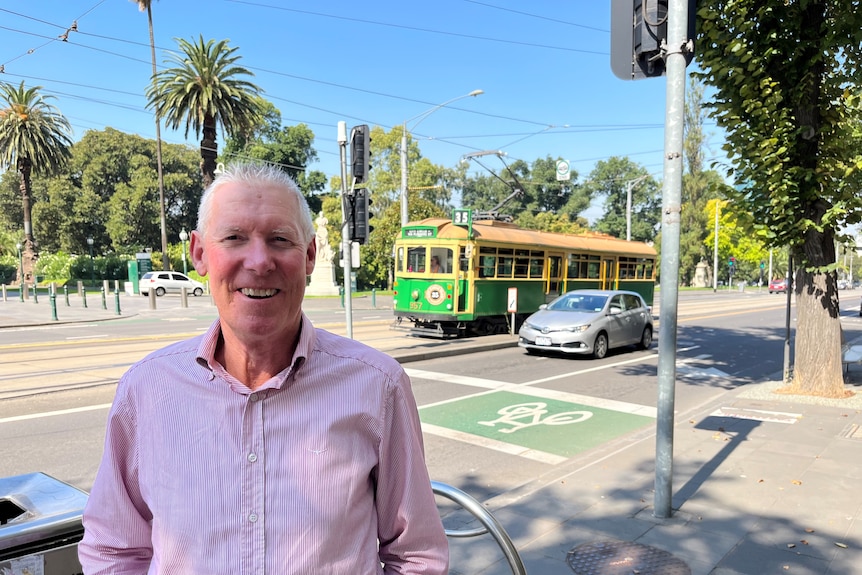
[244, 237, 276, 274]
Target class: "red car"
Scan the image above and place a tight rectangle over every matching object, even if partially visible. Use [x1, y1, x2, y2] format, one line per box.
[768, 278, 787, 294]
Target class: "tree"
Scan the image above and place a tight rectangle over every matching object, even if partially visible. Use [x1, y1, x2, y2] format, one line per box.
[697, 0, 862, 397]
[147, 36, 264, 189]
[224, 103, 327, 213]
[586, 157, 660, 243]
[679, 79, 724, 285]
[131, 0, 170, 271]
[0, 81, 72, 283]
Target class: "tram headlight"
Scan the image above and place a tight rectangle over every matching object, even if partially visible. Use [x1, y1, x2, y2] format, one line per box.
[411, 289, 420, 301]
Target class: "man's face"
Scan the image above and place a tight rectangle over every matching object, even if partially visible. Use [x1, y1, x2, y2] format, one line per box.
[190, 181, 316, 346]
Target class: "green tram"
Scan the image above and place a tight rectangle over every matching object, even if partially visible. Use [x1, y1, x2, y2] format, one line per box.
[392, 215, 657, 337]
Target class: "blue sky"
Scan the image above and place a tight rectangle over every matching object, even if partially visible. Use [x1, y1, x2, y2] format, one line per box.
[1, 1, 722, 217]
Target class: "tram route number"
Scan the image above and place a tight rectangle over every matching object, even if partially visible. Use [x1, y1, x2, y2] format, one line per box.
[478, 402, 593, 434]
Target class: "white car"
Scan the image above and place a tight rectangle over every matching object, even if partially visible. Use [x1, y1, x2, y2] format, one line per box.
[140, 271, 205, 297]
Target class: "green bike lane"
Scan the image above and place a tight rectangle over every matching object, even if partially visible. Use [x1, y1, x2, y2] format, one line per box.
[408, 368, 657, 466]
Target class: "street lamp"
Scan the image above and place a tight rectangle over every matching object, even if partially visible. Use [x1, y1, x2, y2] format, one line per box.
[400, 89, 484, 227]
[625, 175, 648, 242]
[179, 228, 189, 275]
[16, 242, 23, 302]
[87, 237, 95, 287]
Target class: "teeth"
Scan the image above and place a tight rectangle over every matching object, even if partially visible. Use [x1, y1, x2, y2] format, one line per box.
[240, 288, 277, 298]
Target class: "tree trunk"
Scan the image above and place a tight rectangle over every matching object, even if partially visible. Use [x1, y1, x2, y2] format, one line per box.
[17, 156, 37, 283]
[200, 115, 218, 189]
[783, 231, 848, 398]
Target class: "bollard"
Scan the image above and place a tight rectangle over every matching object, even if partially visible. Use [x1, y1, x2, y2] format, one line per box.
[82, 288, 88, 308]
[371, 288, 376, 308]
[64, 285, 70, 306]
[101, 286, 107, 310]
[148, 288, 156, 310]
[50, 292, 58, 321]
[32, 284, 38, 304]
[114, 289, 121, 316]
[180, 287, 189, 308]
[1, 284, 6, 302]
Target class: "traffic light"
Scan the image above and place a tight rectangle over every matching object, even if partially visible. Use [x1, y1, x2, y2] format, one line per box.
[347, 188, 374, 245]
[610, 0, 696, 80]
[350, 124, 371, 184]
[728, 256, 736, 276]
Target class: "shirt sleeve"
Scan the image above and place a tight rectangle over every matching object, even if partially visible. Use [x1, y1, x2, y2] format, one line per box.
[375, 369, 449, 575]
[78, 377, 154, 575]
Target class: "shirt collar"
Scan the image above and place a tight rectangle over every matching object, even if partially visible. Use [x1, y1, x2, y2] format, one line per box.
[195, 313, 316, 391]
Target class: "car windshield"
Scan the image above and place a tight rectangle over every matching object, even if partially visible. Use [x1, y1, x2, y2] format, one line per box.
[548, 294, 608, 312]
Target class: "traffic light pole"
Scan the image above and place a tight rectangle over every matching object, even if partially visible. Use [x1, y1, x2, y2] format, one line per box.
[338, 121, 354, 339]
[653, 0, 691, 520]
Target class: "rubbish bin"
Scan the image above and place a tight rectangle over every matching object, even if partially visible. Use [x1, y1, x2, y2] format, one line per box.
[0, 472, 88, 575]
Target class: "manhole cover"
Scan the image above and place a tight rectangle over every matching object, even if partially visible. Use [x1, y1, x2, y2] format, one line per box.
[566, 540, 691, 575]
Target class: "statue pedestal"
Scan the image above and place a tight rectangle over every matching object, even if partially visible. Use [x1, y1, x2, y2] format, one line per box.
[306, 260, 340, 296]
[693, 260, 712, 288]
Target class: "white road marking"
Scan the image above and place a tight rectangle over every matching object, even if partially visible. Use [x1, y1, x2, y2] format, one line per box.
[421, 423, 567, 465]
[0, 403, 112, 425]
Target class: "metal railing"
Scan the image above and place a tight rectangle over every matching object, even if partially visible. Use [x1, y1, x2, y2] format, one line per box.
[431, 481, 526, 575]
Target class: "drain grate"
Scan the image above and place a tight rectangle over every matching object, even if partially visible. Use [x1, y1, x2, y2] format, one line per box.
[566, 540, 691, 575]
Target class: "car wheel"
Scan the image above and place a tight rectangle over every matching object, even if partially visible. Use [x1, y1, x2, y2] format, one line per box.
[593, 333, 608, 359]
[639, 326, 653, 350]
[155, 287, 166, 297]
[193, 287, 203, 297]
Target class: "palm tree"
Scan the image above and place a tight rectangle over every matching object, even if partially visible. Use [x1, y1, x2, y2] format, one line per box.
[147, 35, 264, 189]
[0, 81, 72, 283]
[131, 0, 170, 271]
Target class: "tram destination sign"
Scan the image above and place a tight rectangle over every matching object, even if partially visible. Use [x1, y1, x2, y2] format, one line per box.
[403, 228, 436, 238]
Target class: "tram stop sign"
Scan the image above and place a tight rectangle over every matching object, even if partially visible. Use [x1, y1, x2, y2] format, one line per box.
[556, 160, 571, 181]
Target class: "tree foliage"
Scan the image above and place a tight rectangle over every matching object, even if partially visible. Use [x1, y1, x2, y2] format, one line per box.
[585, 157, 660, 243]
[696, 0, 862, 396]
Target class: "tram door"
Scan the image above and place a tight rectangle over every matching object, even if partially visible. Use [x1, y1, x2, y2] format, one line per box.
[601, 258, 617, 290]
[547, 254, 564, 299]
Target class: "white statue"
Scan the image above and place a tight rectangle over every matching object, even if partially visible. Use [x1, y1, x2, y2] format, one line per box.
[315, 213, 334, 264]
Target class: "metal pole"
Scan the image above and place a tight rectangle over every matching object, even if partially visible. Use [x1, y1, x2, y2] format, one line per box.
[654, 0, 690, 519]
[713, 201, 720, 292]
[784, 253, 793, 381]
[626, 179, 633, 241]
[401, 125, 409, 228]
[114, 289, 122, 315]
[339, 121, 354, 339]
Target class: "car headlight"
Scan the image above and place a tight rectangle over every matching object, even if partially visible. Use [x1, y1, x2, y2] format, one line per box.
[564, 324, 590, 333]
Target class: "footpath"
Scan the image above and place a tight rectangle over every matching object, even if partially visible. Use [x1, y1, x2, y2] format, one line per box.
[1, 291, 862, 574]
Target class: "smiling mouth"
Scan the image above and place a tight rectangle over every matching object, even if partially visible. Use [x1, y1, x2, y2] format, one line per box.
[240, 288, 279, 299]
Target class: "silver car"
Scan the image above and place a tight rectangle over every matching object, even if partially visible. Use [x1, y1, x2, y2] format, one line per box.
[518, 289, 653, 359]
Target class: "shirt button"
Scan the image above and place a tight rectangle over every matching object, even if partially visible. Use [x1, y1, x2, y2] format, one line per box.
[247, 453, 258, 463]
[249, 513, 258, 523]
[249, 393, 259, 402]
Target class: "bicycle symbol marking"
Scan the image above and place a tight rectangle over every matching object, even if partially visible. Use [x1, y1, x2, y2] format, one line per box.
[478, 402, 593, 434]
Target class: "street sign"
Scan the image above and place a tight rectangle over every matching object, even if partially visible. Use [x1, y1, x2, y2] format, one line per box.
[555, 160, 570, 181]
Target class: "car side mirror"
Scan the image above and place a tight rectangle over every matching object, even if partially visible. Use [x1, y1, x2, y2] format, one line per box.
[609, 306, 622, 315]
[538, 304, 548, 310]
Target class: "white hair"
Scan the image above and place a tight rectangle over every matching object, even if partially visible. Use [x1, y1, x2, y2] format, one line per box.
[196, 162, 315, 242]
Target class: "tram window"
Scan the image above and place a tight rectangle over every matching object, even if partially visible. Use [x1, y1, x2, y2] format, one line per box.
[396, 247, 405, 273]
[587, 261, 601, 279]
[514, 257, 529, 278]
[529, 257, 544, 278]
[479, 255, 496, 278]
[407, 247, 426, 272]
[497, 256, 513, 277]
[459, 247, 470, 272]
[430, 249, 452, 273]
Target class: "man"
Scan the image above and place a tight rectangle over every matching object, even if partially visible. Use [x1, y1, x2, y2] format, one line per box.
[79, 163, 448, 574]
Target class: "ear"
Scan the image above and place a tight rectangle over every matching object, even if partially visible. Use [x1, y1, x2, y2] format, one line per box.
[305, 238, 317, 276]
[190, 231, 208, 277]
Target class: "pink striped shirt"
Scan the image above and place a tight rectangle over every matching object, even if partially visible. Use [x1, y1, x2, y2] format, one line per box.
[79, 314, 448, 574]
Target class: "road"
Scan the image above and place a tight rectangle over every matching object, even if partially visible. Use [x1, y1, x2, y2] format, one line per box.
[1, 289, 860, 499]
